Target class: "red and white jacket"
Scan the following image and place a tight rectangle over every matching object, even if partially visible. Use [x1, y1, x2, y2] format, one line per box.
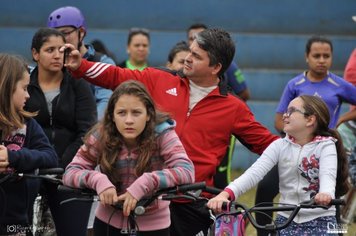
[70, 60, 279, 187]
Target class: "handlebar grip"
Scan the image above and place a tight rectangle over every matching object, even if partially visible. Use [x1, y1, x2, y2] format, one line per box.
[330, 199, 345, 206]
[57, 185, 96, 197]
[221, 201, 232, 211]
[204, 186, 222, 195]
[57, 185, 83, 194]
[38, 168, 64, 175]
[176, 182, 206, 193]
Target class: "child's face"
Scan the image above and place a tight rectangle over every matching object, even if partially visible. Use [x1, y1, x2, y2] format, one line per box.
[113, 94, 150, 148]
[282, 97, 309, 135]
[13, 71, 30, 111]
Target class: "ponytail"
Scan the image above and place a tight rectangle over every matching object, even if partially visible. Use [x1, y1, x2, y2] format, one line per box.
[328, 129, 350, 197]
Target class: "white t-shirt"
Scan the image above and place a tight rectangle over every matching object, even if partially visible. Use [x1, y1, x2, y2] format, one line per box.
[189, 80, 217, 112]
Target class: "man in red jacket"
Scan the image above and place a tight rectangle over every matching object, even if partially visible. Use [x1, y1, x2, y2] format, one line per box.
[63, 28, 279, 236]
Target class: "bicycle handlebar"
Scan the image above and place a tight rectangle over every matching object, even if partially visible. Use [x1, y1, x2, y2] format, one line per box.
[174, 181, 206, 193]
[37, 168, 64, 175]
[220, 198, 345, 231]
[58, 181, 220, 215]
[0, 168, 64, 184]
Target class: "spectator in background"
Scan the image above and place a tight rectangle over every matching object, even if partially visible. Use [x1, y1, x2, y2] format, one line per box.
[343, 16, 356, 91]
[337, 16, 356, 151]
[187, 23, 251, 189]
[275, 35, 356, 133]
[336, 16, 356, 224]
[47, 6, 115, 120]
[91, 39, 119, 65]
[25, 28, 97, 236]
[118, 27, 150, 71]
[166, 40, 190, 71]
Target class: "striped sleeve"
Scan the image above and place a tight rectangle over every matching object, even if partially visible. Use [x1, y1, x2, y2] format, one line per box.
[62, 134, 115, 195]
[127, 129, 195, 200]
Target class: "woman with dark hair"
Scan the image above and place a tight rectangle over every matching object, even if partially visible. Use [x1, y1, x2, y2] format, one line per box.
[25, 27, 97, 236]
[118, 28, 150, 71]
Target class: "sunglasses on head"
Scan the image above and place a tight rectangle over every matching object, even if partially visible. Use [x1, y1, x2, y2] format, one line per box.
[129, 27, 150, 35]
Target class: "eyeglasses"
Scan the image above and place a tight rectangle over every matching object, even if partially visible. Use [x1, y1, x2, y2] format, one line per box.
[284, 107, 308, 117]
[59, 28, 78, 36]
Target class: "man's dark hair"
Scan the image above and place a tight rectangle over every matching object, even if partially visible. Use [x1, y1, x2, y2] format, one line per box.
[195, 28, 235, 77]
[187, 23, 208, 32]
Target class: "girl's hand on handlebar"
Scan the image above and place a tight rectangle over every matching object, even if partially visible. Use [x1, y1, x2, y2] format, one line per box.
[99, 187, 119, 206]
[207, 191, 230, 213]
[0, 145, 9, 172]
[117, 192, 138, 217]
[314, 192, 332, 206]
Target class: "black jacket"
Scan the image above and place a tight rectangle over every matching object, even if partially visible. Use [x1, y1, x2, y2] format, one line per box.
[25, 67, 97, 168]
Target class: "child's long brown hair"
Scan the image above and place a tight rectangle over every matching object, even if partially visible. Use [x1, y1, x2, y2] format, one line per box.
[83, 80, 170, 185]
[300, 95, 350, 197]
[0, 54, 37, 138]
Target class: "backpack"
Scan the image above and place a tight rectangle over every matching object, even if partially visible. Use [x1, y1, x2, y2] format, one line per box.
[215, 213, 245, 236]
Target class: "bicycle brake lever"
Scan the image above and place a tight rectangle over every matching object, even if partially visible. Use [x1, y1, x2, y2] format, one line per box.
[208, 209, 216, 222]
[186, 189, 202, 199]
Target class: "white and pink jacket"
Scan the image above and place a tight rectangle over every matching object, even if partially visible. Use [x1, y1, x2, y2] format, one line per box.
[225, 135, 337, 223]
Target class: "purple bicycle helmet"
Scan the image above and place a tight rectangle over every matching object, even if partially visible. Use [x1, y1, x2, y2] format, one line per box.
[47, 6, 86, 31]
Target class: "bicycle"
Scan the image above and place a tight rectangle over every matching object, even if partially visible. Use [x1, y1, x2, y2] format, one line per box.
[0, 168, 64, 236]
[215, 198, 346, 236]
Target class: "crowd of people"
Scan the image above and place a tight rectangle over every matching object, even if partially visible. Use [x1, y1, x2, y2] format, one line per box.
[0, 4, 355, 236]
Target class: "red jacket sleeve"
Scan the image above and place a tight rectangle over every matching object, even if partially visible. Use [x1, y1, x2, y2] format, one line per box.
[344, 49, 356, 111]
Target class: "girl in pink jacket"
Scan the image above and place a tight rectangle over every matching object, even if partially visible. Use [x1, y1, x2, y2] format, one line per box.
[63, 80, 194, 236]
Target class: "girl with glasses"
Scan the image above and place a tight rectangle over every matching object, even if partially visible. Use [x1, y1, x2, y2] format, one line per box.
[208, 95, 350, 235]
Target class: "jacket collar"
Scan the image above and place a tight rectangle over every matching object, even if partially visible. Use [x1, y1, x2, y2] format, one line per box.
[285, 134, 336, 145]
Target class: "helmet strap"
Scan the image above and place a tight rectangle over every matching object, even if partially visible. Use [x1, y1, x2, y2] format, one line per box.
[77, 28, 86, 50]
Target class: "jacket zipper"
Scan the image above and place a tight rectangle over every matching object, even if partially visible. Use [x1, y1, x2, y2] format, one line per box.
[120, 150, 131, 231]
[295, 146, 303, 222]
